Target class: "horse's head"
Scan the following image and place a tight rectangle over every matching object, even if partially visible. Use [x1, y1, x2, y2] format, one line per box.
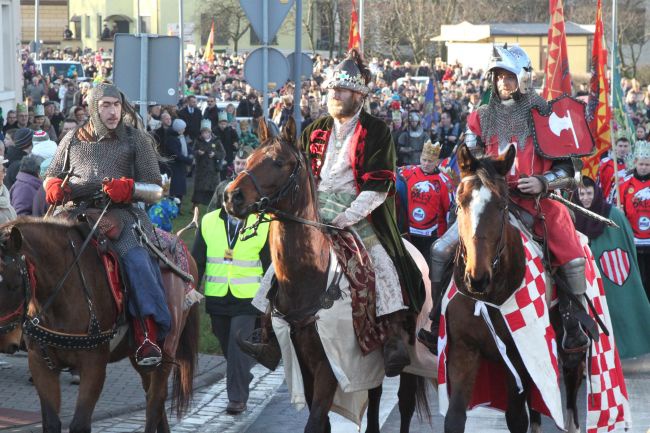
[0, 226, 26, 354]
[455, 144, 515, 295]
[224, 117, 307, 218]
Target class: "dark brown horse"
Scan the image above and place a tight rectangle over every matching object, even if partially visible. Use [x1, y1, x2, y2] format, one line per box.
[224, 117, 430, 433]
[443, 144, 584, 433]
[0, 218, 199, 433]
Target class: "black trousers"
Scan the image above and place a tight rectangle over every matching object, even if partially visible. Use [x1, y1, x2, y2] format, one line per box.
[210, 314, 257, 404]
[409, 235, 437, 266]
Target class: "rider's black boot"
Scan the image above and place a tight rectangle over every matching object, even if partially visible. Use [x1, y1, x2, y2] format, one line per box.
[237, 330, 282, 371]
[417, 281, 443, 355]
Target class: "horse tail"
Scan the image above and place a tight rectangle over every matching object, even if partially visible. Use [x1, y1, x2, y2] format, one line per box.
[414, 375, 431, 422]
[171, 303, 200, 419]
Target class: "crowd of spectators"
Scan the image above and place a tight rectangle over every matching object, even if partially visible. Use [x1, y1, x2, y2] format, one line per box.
[1, 48, 648, 241]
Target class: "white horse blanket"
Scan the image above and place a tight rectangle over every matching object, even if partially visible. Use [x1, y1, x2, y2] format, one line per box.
[256, 240, 437, 426]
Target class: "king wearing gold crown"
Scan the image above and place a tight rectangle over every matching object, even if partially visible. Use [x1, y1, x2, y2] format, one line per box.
[396, 140, 453, 264]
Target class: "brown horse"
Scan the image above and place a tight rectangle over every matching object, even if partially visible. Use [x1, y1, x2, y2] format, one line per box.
[224, 117, 430, 433]
[443, 144, 584, 433]
[0, 218, 199, 433]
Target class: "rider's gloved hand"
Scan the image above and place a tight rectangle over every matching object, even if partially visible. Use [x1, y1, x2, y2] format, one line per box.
[102, 177, 135, 203]
[45, 178, 71, 205]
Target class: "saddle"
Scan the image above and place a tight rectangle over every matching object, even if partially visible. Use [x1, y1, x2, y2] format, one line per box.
[70, 209, 199, 356]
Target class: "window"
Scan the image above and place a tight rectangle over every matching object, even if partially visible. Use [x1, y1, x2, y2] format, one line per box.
[85, 15, 90, 38]
[97, 15, 102, 38]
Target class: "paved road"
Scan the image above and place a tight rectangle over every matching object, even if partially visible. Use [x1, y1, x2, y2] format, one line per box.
[49, 361, 650, 433]
[2, 352, 649, 432]
[0, 352, 225, 432]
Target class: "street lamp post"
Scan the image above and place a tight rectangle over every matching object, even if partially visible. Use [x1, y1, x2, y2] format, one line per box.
[34, 0, 40, 60]
[179, 0, 185, 96]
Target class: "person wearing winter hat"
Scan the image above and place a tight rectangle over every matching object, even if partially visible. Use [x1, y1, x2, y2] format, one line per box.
[207, 145, 254, 213]
[192, 119, 226, 207]
[31, 105, 57, 141]
[4, 128, 33, 188]
[10, 154, 44, 215]
[31, 130, 58, 160]
[162, 118, 193, 204]
[15, 103, 29, 129]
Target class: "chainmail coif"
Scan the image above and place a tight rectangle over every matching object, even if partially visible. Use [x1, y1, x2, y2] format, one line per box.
[88, 83, 128, 140]
[477, 91, 548, 153]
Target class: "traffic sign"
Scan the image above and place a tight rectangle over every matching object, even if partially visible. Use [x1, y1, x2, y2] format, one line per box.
[113, 34, 180, 105]
[244, 47, 290, 92]
[287, 52, 313, 80]
[240, 0, 295, 44]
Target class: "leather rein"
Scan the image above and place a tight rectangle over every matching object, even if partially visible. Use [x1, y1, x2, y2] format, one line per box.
[237, 146, 348, 240]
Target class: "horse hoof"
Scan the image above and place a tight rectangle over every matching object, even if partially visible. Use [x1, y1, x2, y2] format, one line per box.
[530, 423, 542, 433]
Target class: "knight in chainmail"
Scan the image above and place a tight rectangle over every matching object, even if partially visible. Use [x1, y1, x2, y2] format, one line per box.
[44, 83, 168, 366]
[420, 44, 590, 358]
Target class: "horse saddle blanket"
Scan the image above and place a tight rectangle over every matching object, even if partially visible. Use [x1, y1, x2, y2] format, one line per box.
[99, 227, 203, 355]
[270, 240, 437, 427]
[437, 229, 631, 432]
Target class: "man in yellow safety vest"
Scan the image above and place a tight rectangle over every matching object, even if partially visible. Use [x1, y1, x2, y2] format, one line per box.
[192, 188, 270, 414]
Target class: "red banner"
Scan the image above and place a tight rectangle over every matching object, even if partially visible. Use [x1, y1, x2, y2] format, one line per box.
[348, 0, 361, 51]
[582, 0, 611, 179]
[543, 0, 572, 99]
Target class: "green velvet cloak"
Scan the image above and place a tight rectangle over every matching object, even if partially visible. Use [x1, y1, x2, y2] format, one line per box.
[301, 111, 425, 312]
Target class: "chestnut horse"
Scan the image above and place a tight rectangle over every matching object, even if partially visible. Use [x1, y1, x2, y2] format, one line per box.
[443, 144, 584, 433]
[224, 117, 430, 433]
[0, 218, 199, 433]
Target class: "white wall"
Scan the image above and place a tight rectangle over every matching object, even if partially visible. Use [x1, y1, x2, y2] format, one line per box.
[446, 43, 493, 71]
[0, 0, 21, 122]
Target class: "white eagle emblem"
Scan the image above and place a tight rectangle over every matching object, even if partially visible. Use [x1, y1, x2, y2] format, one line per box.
[413, 180, 438, 193]
[634, 187, 650, 201]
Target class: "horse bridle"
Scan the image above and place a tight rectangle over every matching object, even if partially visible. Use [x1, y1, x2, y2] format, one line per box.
[457, 175, 509, 285]
[240, 145, 304, 214]
[0, 253, 32, 335]
[237, 143, 348, 240]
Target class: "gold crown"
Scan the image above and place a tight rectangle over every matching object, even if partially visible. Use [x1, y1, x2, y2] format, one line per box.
[421, 140, 442, 159]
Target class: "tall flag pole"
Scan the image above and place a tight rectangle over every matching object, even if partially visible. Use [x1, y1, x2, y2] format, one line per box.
[202, 19, 215, 63]
[348, 0, 361, 51]
[609, 0, 622, 207]
[583, 0, 612, 182]
[543, 0, 572, 99]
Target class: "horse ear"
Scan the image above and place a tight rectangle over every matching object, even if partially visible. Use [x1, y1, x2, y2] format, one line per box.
[7, 227, 22, 253]
[281, 116, 297, 146]
[457, 144, 478, 175]
[494, 144, 516, 177]
[257, 117, 270, 144]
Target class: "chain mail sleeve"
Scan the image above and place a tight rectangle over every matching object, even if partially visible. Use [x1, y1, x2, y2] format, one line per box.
[132, 129, 162, 186]
[45, 129, 74, 180]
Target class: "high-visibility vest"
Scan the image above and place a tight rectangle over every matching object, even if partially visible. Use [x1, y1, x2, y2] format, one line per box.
[201, 210, 269, 298]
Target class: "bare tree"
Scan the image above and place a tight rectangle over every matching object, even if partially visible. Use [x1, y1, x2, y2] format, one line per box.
[196, 0, 250, 54]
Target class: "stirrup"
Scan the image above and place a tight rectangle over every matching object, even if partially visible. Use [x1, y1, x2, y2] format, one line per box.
[136, 338, 163, 366]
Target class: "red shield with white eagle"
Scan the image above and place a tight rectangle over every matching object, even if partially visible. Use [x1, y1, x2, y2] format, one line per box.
[598, 248, 631, 286]
[531, 95, 595, 159]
